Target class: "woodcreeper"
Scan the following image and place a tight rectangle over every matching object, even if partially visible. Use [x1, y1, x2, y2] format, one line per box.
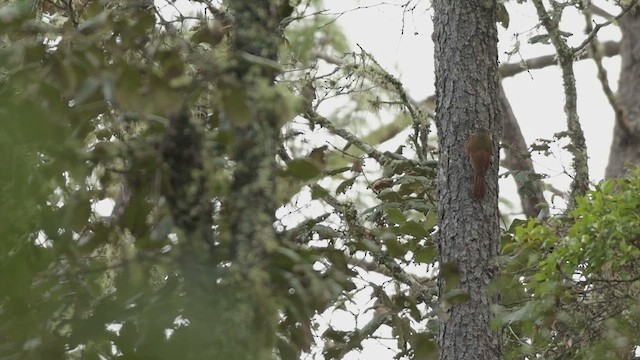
[465, 129, 493, 199]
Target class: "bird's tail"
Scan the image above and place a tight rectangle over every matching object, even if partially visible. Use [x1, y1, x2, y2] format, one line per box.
[473, 174, 485, 199]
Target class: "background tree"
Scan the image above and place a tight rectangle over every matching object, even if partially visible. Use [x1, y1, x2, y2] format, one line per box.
[605, 5, 640, 178]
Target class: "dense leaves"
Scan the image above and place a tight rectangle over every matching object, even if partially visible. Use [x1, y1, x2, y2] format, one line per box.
[498, 168, 640, 359]
[0, 1, 439, 359]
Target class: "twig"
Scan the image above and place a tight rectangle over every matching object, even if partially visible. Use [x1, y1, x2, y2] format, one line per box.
[315, 185, 436, 306]
[499, 41, 620, 78]
[572, 0, 638, 55]
[305, 109, 416, 166]
[532, 0, 589, 204]
[583, 5, 631, 135]
[588, 3, 615, 21]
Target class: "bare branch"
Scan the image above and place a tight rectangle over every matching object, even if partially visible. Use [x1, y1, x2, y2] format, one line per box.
[572, 0, 638, 55]
[583, 7, 632, 135]
[532, 0, 589, 204]
[499, 41, 620, 78]
[315, 185, 436, 307]
[499, 84, 549, 218]
[305, 109, 418, 166]
[588, 3, 615, 21]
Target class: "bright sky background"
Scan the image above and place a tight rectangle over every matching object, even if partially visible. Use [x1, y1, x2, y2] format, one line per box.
[153, 1, 627, 358]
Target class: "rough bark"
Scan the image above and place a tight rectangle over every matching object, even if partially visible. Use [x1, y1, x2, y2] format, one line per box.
[225, 1, 282, 265]
[432, 1, 503, 359]
[213, 1, 288, 358]
[605, 9, 640, 178]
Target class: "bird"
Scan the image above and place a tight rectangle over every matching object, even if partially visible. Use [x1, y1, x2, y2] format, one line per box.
[465, 129, 493, 199]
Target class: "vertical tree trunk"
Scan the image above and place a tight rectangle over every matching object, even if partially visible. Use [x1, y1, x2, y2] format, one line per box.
[605, 10, 640, 179]
[432, 1, 503, 359]
[225, 0, 281, 270]
[195, 1, 287, 358]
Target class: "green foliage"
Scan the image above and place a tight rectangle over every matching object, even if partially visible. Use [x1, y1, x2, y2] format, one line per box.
[0, 0, 360, 358]
[0, 0, 443, 359]
[497, 168, 640, 359]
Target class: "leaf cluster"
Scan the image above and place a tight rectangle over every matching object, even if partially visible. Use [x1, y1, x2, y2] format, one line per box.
[0, 1, 446, 359]
[497, 168, 640, 359]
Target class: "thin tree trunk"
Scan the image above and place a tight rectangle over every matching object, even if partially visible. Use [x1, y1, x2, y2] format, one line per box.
[432, 1, 503, 359]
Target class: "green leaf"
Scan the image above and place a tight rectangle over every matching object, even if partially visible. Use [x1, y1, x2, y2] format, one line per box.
[400, 220, 428, 238]
[78, 10, 110, 34]
[311, 185, 329, 199]
[312, 224, 339, 239]
[222, 86, 254, 125]
[384, 237, 407, 258]
[384, 208, 406, 225]
[115, 64, 144, 111]
[287, 158, 321, 180]
[414, 245, 436, 264]
[497, 1, 509, 29]
[336, 176, 356, 194]
[411, 332, 437, 360]
[529, 34, 551, 45]
[499, 301, 538, 324]
[423, 210, 437, 231]
[74, 76, 101, 105]
[439, 262, 460, 290]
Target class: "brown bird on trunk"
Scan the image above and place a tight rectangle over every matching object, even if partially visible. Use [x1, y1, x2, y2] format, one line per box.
[465, 129, 493, 199]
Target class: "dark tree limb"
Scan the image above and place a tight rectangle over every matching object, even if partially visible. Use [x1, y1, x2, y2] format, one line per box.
[572, 1, 637, 55]
[499, 40, 620, 78]
[605, 6, 640, 178]
[499, 84, 549, 218]
[584, 7, 631, 137]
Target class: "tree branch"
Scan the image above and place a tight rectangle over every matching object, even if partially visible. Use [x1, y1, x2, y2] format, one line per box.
[532, 0, 589, 204]
[499, 40, 620, 78]
[583, 6, 632, 135]
[305, 109, 419, 167]
[315, 185, 436, 306]
[499, 83, 549, 218]
[588, 3, 615, 21]
[572, 0, 638, 55]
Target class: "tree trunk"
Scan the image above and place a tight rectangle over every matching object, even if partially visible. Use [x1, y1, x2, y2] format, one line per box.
[203, 1, 286, 358]
[432, 1, 503, 359]
[605, 9, 640, 179]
